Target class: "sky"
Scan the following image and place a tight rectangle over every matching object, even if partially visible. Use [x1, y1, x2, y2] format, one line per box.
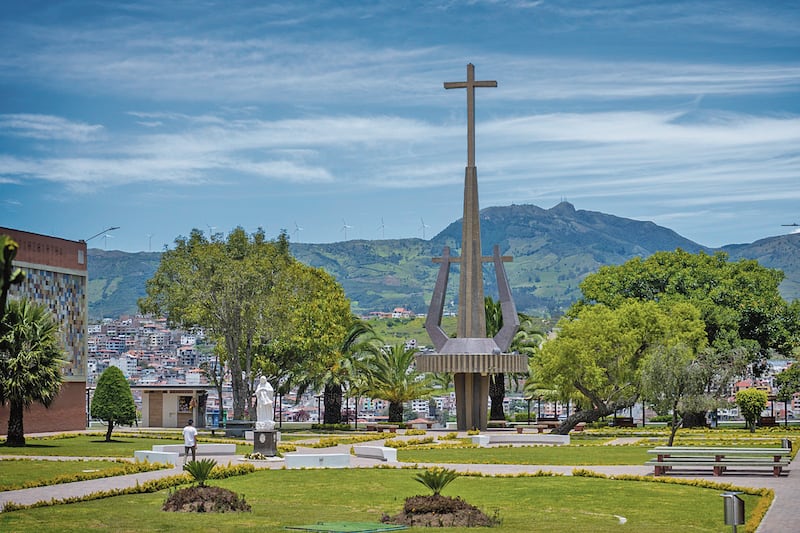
[1, 0, 799, 252]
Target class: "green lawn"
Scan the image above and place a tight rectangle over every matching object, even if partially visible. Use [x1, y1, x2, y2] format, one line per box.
[0, 468, 762, 532]
[0, 434, 250, 457]
[398, 445, 651, 465]
[0, 459, 145, 491]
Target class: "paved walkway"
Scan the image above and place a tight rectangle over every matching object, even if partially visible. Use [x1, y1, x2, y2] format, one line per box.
[0, 434, 795, 532]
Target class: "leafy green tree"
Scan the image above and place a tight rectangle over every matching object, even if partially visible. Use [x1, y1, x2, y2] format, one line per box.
[140, 228, 350, 421]
[736, 387, 768, 433]
[579, 249, 794, 364]
[576, 249, 797, 426]
[774, 364, 800, 426]
[91, 366, 136, 441]
[535, 300, 706, 434]
[365, 343, 433, 423]
[0, 299, 65, 446]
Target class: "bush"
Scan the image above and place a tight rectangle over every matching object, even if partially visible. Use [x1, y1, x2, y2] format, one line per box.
[311, 423, 352, 431]
[414, 467, 459, 495]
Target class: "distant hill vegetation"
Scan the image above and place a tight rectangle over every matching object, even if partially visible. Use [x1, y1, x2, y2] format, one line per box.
[86, 202, 800, 321]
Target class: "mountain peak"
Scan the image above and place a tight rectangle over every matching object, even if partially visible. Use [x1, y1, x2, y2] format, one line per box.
[549, 201, 576, 215]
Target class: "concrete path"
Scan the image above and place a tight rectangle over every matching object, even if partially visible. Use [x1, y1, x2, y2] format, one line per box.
[0, 435, 795, 532]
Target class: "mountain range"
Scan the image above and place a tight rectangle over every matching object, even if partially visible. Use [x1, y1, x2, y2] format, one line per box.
[86, 202, 800, 321]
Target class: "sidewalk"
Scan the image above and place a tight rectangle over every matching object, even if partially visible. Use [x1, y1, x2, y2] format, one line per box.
[0, 437, 795, 532]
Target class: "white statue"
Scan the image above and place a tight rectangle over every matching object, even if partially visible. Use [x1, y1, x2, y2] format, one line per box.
[254, 376, 275, 430]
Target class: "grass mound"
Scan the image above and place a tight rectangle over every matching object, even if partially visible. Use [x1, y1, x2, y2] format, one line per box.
[162, 486, 251, 513]
[382, 494, 498, 527]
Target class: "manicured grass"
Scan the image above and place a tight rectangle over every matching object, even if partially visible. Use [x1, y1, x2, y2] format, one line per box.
[0, 468, 762, 532]
[0, 459, 139, 491]
[398, 445, 652, 465]
[0, 434, 250, 457]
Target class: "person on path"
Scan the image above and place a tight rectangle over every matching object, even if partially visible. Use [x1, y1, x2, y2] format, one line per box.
[182, 419, 198, 465]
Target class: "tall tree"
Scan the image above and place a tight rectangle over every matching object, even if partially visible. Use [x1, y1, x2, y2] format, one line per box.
[775, 364, 800, 426]
[261, 265, 354, 424]
[0, 299, 65, 446]
[535, 300, 706, 434]
[639, 302, 708, 446]
[366, 343, 433, 423]
[91, 366, 137, 441]
[139, 227, 302, 419]
[576, 249, 797, 426]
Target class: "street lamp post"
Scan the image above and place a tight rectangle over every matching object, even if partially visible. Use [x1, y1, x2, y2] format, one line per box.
[84, 226, 120, 243]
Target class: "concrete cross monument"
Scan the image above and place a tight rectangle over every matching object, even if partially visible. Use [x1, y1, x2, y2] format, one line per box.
[417, 64, 527, 431]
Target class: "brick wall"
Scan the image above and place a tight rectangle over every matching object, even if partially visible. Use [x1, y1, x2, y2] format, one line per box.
[0, 382, 86, 436]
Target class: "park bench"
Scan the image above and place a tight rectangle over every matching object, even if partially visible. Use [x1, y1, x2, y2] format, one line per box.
[533, 418, 561, 433]
[611, 416, 636, 427]
[759, 416, 777, 427]
[365, 423, 399, 433]
[352, 445, 398, 462]
[284, 453, 350, 469]
[646, 446, 791, 477]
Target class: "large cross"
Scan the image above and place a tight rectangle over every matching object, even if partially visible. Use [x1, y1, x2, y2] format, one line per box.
[444, 63, 497, 168]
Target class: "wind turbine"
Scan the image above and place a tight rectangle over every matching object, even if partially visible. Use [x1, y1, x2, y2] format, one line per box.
[206, 224, 217, 239]
[146, 234, 153, 252]
[377, 217, 386, 239]
[419, 218, 431, 240]
[293, 222, 303, 241]
[341, 219, 352, 240]
[102, 232, 114, 250]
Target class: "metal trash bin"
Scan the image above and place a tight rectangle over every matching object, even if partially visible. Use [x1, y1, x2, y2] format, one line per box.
[721, 492, 745, 532]
[782, 437, 792, 450]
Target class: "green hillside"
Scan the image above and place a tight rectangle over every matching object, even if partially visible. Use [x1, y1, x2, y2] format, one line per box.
[86, 203, 800, 320]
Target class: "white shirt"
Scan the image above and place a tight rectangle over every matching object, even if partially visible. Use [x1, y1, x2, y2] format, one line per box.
[183, 425, 198, 446]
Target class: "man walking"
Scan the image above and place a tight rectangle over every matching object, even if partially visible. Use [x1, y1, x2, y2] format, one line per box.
[182, 419, 198, 466]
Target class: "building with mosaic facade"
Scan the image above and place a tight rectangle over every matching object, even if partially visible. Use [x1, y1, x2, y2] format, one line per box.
[0, 227, 88, 433]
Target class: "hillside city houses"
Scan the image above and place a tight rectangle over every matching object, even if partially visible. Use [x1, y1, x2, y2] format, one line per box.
[87, 312, 456, 425]
[88, 312, 800, 427]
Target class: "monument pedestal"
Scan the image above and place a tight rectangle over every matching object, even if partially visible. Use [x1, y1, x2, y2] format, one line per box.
[253, 430, 278, 457]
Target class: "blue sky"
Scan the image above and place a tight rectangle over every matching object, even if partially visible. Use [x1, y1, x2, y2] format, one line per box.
[1, 0, 798, 252]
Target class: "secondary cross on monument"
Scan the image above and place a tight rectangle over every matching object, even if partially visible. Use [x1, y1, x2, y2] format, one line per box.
[418, 63, 526, 431]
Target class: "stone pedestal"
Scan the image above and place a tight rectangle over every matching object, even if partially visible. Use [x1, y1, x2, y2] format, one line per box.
[253, 430, 277, 457]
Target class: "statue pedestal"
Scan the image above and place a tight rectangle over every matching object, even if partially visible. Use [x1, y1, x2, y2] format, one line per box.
[253, 430, 278, 457]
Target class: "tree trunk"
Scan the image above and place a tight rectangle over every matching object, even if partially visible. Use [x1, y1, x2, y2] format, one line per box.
[681, 411, 707, 428]
[105, 420, 115, 442]
[6, 400, 25, 447]
[388, 402, 404, 423]
[553, 406, 615, 434]
[323, 383, 342, 425]
[489, 373, 506, 421]
[226, 335, 246, 420]
[667, 402, 681, 446]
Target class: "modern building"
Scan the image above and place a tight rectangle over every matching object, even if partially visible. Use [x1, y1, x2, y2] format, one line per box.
[0, 227, 88, 433]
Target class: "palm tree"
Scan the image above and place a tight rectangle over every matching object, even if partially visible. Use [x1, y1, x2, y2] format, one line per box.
[0, 299, 65, 446]
[486, 296, 545, 420]
[366, 343, 433, 423]
[312, 319, 381, 425]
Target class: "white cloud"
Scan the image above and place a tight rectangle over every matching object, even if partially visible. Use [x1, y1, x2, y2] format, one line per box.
[0, 114, 104, 142]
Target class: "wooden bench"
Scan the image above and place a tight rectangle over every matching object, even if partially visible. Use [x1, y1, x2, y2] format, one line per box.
[611, 417, 636, 427]
[647, 446, 791, 477]
[759, 416, 777, 427]
[366, 424, 398, 433]
[352, 445, 398, 462]
[284, 453, 350, 469]
[533, 418, 561, 433]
